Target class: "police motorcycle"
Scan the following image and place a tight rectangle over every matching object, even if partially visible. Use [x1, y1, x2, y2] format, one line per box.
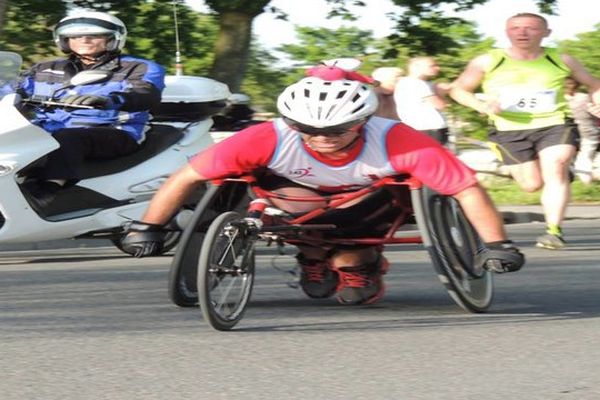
[0, 51, 231, 253]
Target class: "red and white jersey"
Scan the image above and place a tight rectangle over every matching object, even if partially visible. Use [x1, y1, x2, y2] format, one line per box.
[189, 117, 476, 195]
[267, 117, 397, 191]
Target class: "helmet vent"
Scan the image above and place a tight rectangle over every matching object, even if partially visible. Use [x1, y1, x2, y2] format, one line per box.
[352, 104, 366, 114]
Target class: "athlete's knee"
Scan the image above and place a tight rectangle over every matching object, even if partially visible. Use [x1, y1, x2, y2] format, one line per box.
[515, 178, 542, 192]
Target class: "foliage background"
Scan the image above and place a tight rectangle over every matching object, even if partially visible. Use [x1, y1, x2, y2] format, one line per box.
[0, 0, 599, 137]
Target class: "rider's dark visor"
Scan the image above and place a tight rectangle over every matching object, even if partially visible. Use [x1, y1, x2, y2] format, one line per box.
[66, 34, 111, 39]
[283, 117, 366, 137]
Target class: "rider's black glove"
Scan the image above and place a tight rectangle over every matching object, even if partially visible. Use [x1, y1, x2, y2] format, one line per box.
[477, 240, 525, 273]
[62, 94, 120, 109]
[120, 221, 166, 258]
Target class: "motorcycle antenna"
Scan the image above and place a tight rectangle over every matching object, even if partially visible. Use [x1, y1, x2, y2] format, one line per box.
[172, 0, 183, 75]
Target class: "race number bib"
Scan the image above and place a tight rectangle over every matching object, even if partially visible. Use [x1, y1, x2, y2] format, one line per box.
[498, 89, 557, 113]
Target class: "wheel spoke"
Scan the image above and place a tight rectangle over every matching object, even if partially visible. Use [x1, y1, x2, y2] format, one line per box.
[198, 211, 255, 330]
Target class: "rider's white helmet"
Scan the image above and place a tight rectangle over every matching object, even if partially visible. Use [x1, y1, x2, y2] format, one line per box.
[277, 77, 378, 133]
[54, 11, 127, 53]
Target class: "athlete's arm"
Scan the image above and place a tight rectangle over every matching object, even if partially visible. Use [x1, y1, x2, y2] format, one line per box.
[450, 54, 499, 115]
[386, 125, 507, 242]
[141, 123, 277, 225]
[424, 82, 448, 111]
[562, 54, 600, 115]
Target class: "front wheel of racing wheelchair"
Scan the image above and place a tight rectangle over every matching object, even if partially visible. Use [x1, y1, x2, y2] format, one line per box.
[197, 211, 257, 331]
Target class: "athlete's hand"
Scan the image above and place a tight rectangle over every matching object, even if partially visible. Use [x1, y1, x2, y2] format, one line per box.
[587, 102, 600, 119]
[120, 221, 166, 257]
[477, 240, 525, 273]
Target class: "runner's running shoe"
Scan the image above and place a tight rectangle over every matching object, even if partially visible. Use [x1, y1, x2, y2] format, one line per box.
[536, 233, 566, 250]
[297, 254, 338, 299]
[335, 256, 389, 305]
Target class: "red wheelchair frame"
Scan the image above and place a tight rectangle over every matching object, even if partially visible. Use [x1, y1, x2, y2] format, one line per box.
[168, 174, 494, 331]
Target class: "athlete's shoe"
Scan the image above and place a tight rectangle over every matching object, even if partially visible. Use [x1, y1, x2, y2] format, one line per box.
[297, 255, 338, 299]
[335, 256, 389, 305]
[536, 233, 566, 250]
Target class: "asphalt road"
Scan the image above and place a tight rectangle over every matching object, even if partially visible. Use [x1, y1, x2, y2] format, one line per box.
[1, 220, 600, 400]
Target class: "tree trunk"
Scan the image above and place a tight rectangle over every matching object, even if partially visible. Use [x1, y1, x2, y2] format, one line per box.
[209, 11, 253, 93]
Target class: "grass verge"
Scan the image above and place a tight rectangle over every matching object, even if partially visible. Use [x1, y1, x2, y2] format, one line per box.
[482, 177, 600, 205]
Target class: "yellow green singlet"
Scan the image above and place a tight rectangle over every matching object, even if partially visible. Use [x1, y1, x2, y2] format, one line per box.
[482, 47, 571, 131]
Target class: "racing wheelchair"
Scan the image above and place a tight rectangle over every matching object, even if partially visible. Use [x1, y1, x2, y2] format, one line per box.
[168, 173, 494, 331]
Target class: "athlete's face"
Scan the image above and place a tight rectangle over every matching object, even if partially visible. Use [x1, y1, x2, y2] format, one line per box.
[505, 16, 550, 49]
[301, 124, 362, 155]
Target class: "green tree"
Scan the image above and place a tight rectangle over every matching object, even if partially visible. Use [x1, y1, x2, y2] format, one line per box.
[0, 0, 67, 64]
[0, 0, 7, 34]
[114, 1, 218, 76]
[558, 25, 600, 79]
[239, 44, 288, 112]
[278, 26, 375, 83]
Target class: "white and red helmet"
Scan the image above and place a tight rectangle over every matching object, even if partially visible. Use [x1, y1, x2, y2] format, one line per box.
[54, 11, 127, 53]
[277, 77, 378, 133]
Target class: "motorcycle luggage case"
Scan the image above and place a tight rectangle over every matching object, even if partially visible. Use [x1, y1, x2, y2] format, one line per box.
[153, 75, 231, 122]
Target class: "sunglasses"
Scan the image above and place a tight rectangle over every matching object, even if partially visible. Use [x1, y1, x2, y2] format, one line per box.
[285, 119, 364, 137]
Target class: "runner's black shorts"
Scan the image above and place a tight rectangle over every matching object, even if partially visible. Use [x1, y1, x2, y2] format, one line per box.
[487, 122, 579, 165]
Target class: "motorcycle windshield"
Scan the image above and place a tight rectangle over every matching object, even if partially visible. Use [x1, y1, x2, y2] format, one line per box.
[0, 51, 22, 101]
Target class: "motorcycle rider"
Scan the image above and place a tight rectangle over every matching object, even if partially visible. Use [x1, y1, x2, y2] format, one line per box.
[19, 10, 165, 208]
[122, 72, 525, 306]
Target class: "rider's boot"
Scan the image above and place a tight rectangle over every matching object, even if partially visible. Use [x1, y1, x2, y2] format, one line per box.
[296, 253, 338, 299]
[334, 255, 389, 305]
[23, 180, 63, 210]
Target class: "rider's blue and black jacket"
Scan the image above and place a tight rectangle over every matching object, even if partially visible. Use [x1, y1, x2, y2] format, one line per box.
[19, 52, 165, 143]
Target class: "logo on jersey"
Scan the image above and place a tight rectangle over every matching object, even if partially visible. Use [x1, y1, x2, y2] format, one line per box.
[289, 167, 315, 178]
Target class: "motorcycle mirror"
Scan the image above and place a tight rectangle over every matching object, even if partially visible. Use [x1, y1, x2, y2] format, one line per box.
[70, 70, 112, 86]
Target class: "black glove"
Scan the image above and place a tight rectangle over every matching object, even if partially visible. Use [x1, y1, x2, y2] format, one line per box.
[477, 240, 525, 273]
[61, 94, 118, 109]
[120, 221, 166, 258]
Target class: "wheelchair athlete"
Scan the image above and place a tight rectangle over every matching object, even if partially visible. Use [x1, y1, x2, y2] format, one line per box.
[122, 76, 525, 305]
